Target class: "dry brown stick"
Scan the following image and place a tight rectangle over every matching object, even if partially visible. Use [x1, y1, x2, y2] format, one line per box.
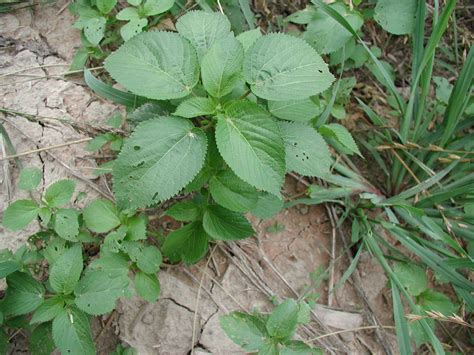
[0, 137, 92, 161]
[191, 246, 217, 354]
[94, 310, 117, 342]
[308, 325, 396, 342]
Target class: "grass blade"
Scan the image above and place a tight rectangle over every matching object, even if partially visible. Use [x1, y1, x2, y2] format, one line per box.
[391, 281, 413, 355]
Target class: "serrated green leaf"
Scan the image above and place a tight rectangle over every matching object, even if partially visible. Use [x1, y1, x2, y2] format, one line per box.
[3, 272, 45, 316]
[105, 31, 199, 100]
[174, 97, 217, 118]
[166, 201, 202, 222]
[162, 222, 209, 264]
[96, 0, 117, 14]
[116, 7, 140, 20]
[18, 167, 42, 191]
[43, 238, 67, 265]
[250, 192, 284, 219]
[84, 17, 106, 46]
[134, 271, 161, 302]
[2, 199, 39, 231]
[296, 301, 311, 324]
[83, 199, 121, 233]
[125, 214, 147, 240]
[203, 205, 254, 240]
[236, 28, 262, 52]
[393, 263, 428, 297]
[49, 244, 83, 294]
[418, 289, 458, 316]
[257, 341, 279, 355]
[52, 307, 95, 355]
[201, 34, 244, 98]
[286, 6, 318, 25]
[304, 2, 362, 54]
[120, 18, 148, 41]
[220, 312, 268, 351]
[215, 101, 285, 196]
[374, 0, 416, 35]
[29, 323, 55, 355]
[31, 296, 65, 324]
[268, 97, 323, 122]
[176, 11, 231, 60]
[280, 122, 332, 177]
[69, 46, 89, 71]
[244, 33, 334, 101]
[102, 227, 128, 254]
[54, 209, 79, 241]
[113, 117, 207, 209]
[43, 180, 75, 208]
[74, 270, 129, 315]
[281, 340, 322, 355]
[266, 299, 299, 339]
[38, 207, 51, 226]
[136, 245, 162, 274]
[127, 0, 141, 5]
[319, 123, 361, 156]
[209, 169, 258, 212]
[89, 253, 130, 274]
[85, 133, 111, 152]
[143, 0, 174, 16]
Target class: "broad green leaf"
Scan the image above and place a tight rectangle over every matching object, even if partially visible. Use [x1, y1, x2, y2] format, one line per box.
[0, 250, 20, 278]
[319, 123, 361, 156]
[43, 238, 67, 265]
[29, 323, 55, 355]
[2, 199, 39, 231]
[69, 46, 89, 71]
[49, 244, 83, 294]
[209, 169, 258, 212]
[266, 299, 299, 339]
[243, 33, 334, 101]
[203, 205, 254, 240]
[136, 245, 162, 274]
[215, 101, 285, 195]
[176, 11, 231, 60]
[102, 227, 128, 254]
[127, 0, 141, 5]
[105, 31, 199, 100]
[54, 209, 80, 241]
[268, 97, 323, 122]
[174, 97, 217, 118]
[3, 272, 45, 316]
[250, 193, 284, 219]
[258, 342, 280, 355]
[280, 122, 332, 177]
[43, 180, 75, 208]
[52, 307, 95, 355]
[201, 34, 244, 97]
[281, 341, 322, 355]
[220, 312, 268, 351]
[134, 271, 161, 302]
[236, 28, 262, 52]
[84, 17, 106, 46]
[166, 201, 202, 222]
[116, 7, 139, 20]
[120, 18, 148, 42]
[38, 207, 52, 225]
[162, 222, 209, 264]
[125, 214, 147, 240]
[74, 270, 129, 315]
[113, 117, 207, 209]
[143, 0, 174, 16]
[304, 2, 363, 54]
[96, 0, 117, 14]
[374, 0, 416, 35]
[18, 167, 42, 191]
[31, 296, 65, 324]
[286, 6, 318, 24]
[85, 133, 111, 152]
[83, 199, 121, 233]
[89, 253, 130, 274]
[418, 289, 458, 316]
[296, 302, 311, 324]
[393, 263, 428, 297]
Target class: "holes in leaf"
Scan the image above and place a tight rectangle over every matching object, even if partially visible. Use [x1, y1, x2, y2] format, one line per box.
[152, 192, 159, 200]
[318, 69, 323, 73]
[133, 145, 141, 151]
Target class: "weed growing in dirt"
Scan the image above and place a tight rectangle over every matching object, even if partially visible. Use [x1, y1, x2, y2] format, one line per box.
[220, 299, 321, 354]
[1, 170, 159, 353]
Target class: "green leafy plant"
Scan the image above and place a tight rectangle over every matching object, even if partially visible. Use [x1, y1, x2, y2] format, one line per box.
[220, 299, 321, 354]
[99, 10, 339, 263]
[1, 170, 161, 353]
